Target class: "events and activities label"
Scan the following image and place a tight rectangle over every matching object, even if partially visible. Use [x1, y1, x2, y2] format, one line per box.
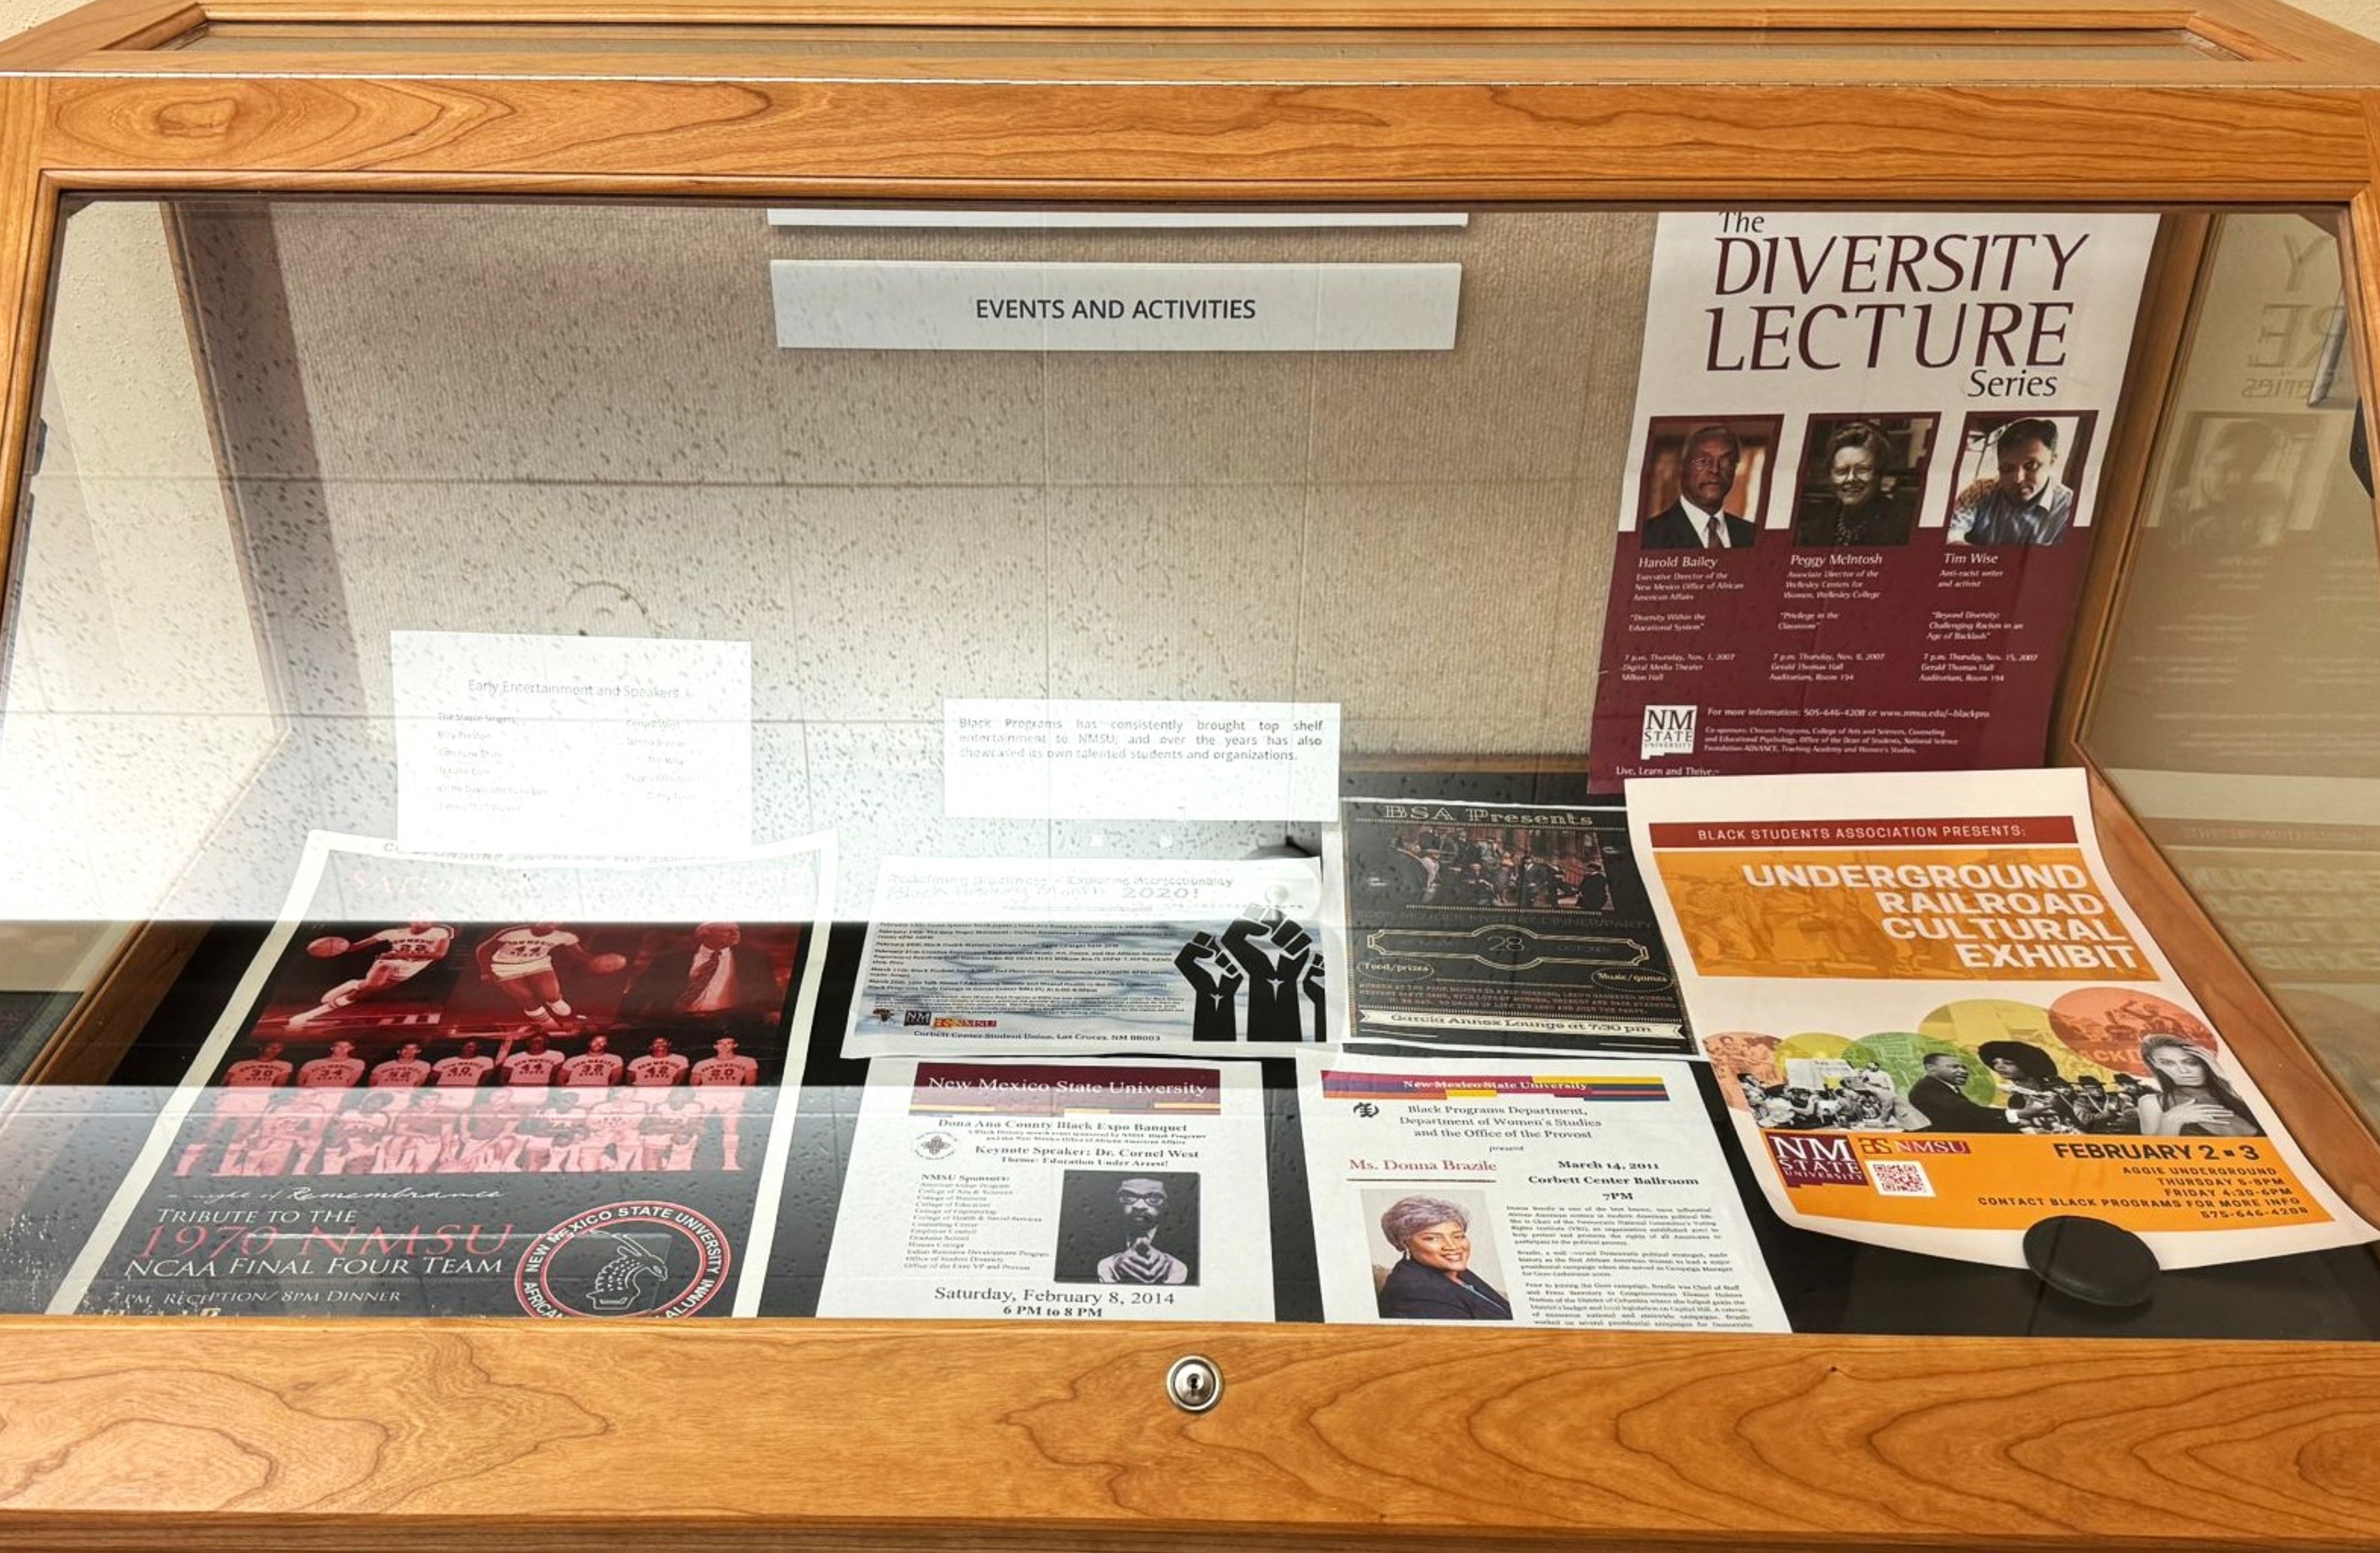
[772, 262, 1459, 351]
[1586, 212, 2156, 790]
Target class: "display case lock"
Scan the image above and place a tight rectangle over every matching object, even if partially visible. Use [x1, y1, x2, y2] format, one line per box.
[1166, 1354, 1221, 1413]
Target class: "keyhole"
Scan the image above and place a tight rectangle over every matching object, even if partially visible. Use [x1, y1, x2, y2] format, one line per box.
[1167, 1355, 1221, 1413]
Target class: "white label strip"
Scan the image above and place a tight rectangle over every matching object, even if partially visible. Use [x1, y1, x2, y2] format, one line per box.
[768, 209, 1469, 229]
[772, 261, 1459, 352]
[943, 698, 1341, 821]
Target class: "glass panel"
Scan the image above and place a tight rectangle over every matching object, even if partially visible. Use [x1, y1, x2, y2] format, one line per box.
[6, 195, 2376, 1337]
[158, 21, 2240, 66]
[2084, 211, 2380, 1132]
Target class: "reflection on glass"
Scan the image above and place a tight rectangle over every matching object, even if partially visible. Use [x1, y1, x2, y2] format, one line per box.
[2087, 210, 2380, 1130]
[4, 192, 2378, 1338]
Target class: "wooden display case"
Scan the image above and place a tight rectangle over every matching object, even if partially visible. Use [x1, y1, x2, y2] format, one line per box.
[6, 1, 2380, 1549]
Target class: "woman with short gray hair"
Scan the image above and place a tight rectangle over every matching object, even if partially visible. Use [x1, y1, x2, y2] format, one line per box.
[1376, 1194, 1512, 1321]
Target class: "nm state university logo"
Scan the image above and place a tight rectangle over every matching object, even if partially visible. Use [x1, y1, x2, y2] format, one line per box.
[515, 1200, 730, 1318]
[1765, 1132, 1867, 1188]
[1642, 704, 1697, 758]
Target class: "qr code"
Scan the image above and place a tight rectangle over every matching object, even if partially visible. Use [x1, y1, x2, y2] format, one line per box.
[1868, 1160, 1935, 1197]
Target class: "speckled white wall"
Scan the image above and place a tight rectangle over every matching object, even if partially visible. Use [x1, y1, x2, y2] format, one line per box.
[4, 0, 2380, 931]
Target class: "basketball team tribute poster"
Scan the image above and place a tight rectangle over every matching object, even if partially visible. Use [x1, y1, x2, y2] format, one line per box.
[1627, 768, 2373, 1269]
[53, 831, 834, 1317]
[1588, 212, 2156, 790]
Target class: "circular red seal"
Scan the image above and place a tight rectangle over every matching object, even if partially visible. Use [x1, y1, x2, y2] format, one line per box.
[514, 1200, 732, 1318]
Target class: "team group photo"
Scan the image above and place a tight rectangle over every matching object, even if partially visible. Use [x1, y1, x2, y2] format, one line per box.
[178, 912, 805, 1179]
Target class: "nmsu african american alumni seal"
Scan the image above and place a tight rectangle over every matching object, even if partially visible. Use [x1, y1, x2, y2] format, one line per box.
[515, 1200, 730, 1318]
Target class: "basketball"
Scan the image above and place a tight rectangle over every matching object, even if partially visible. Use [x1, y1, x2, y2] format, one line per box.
[306, 936, 351, 959]
[589, 952, 628, 975]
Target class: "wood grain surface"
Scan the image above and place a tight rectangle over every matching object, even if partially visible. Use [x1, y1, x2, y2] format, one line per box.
[26, 76, 2376, 204]
[0, 81, 48, 610]
[47, 51, 2354, 88]
[133, 0, 2380, 58]
[2188, 0, 2380, 59]
[0, 1318, 2374, 1550]
[148, 0, 2283, 29]
[2345, 170, 2380, 430]
[2, 4, 2380, 1550]
[18, 923, 209, 1088]
[0, 0, 195, 68]
[75, 0, 2362, 83]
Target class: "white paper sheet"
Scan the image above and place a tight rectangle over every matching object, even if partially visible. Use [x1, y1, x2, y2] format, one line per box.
[943, 698, 1340, 822]
[819, 1056, 1273, 1322]
[1301, 1050, 1787, 1329]
[391, 631, 751, 858]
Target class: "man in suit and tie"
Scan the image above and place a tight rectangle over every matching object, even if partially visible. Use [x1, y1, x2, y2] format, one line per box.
[1642, 423, 1759, 549]
[628, 921, 784, 1038]
[1907, 1051, 2017, 1134]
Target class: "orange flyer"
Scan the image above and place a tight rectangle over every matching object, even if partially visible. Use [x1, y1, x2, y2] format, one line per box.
[1627, 768, 2375, 1269]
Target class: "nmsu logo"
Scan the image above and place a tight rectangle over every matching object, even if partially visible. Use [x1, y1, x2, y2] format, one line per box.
[1766, 1131, 1867, 1188]
[1642, 703, 1697, 758]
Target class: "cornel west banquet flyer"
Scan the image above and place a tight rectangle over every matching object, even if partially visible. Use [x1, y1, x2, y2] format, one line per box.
[1588, 212, 2156, 790]
[1627, 768, 2375, 1269]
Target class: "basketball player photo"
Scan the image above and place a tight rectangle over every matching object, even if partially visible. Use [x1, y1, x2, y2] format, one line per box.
[286, 919, 457, 1031]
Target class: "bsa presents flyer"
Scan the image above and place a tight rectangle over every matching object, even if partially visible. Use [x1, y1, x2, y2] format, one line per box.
[1588, 212, 2158, 790]
[817, 1058, 1272, 1322]
[1300, 1052, 1786, 1329]
[54, 831, 834, 1317]
[1627, 768, 2375, 1269]
[1335, 799, 1690, 1054]
[845, 856, 1338, 1057]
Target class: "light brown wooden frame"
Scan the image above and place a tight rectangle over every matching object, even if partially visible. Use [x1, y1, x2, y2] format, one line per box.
[8, 2, 2380, 1548]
